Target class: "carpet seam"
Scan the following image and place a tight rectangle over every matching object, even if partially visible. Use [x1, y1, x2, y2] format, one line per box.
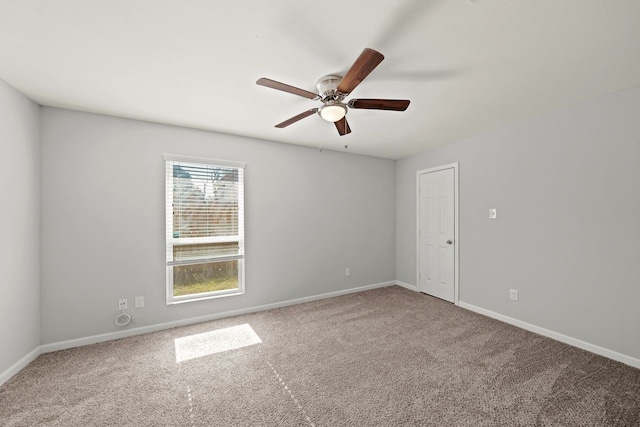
[266, 360, 315, 427]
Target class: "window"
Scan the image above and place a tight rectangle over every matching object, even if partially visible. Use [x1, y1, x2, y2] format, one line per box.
[165, 155, 245, 304]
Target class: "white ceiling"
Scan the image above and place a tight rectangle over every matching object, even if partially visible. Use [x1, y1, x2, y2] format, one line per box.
[1, 1, 639, 159]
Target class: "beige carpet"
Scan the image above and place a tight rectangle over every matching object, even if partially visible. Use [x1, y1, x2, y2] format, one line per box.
[1, 286, 639, 426]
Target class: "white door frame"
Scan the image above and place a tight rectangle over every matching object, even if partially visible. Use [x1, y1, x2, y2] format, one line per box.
[416, 162, 460, 305]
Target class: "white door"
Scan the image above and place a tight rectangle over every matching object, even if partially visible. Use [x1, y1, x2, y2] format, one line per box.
[418, 167, 455, 302]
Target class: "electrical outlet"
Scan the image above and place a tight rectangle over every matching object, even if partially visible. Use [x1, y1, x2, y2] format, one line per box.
[118, 299, 128, 310]
[510, 289, 519, 301]
[345, 267, 351, 277]
[135, 296, 144, 308]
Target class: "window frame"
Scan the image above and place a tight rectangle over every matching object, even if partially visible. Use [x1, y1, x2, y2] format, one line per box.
[164, 154, 245, 305]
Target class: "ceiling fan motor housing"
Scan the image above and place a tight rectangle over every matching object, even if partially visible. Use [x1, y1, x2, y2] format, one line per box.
[316, 75, 344, 101]
[316, 75, 348, 122]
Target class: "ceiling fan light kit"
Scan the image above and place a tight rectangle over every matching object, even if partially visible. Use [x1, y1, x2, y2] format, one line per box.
[319, 103, 347, 122]
[256, 48, 410, 137]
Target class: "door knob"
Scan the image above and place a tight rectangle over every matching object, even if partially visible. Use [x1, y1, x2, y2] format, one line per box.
[446, 240, 453, 245]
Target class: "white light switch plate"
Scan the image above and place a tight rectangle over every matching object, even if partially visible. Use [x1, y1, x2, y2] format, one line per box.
[489, 209, 497, 219]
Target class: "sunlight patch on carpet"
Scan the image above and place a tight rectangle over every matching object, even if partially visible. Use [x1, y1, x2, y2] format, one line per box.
[174, 323, 262, 362]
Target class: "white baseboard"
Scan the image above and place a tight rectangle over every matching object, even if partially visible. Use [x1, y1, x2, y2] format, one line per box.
[395, 280, 419, 292]
[458, 301, 640, 370]
[41, 281, 396, 354]
[0, 346, 41, 387]
[6, 287, 638, 386]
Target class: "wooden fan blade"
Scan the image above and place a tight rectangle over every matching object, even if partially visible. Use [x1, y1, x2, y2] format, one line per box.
[336, 48, 385, 95]
[334, 117, 352, 136]
[348, 99, 410, 111]
[275, 108, 318, 128]
[257, 78, 318, 100]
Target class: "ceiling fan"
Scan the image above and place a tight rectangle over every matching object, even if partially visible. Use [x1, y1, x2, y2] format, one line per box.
[256, 48, 410, 136]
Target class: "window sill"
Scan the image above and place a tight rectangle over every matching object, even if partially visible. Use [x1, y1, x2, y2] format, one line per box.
[166, 289, 245, 305]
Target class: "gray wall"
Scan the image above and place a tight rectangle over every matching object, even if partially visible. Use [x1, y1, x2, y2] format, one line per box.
[8, 76, 638, 367]
[40, 108, 396, 344]
[0, 79, 40, 373]
[397, 85, 640, 359]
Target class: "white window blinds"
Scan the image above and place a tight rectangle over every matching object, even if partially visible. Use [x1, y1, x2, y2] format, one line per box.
[165, 155, 245, 267]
